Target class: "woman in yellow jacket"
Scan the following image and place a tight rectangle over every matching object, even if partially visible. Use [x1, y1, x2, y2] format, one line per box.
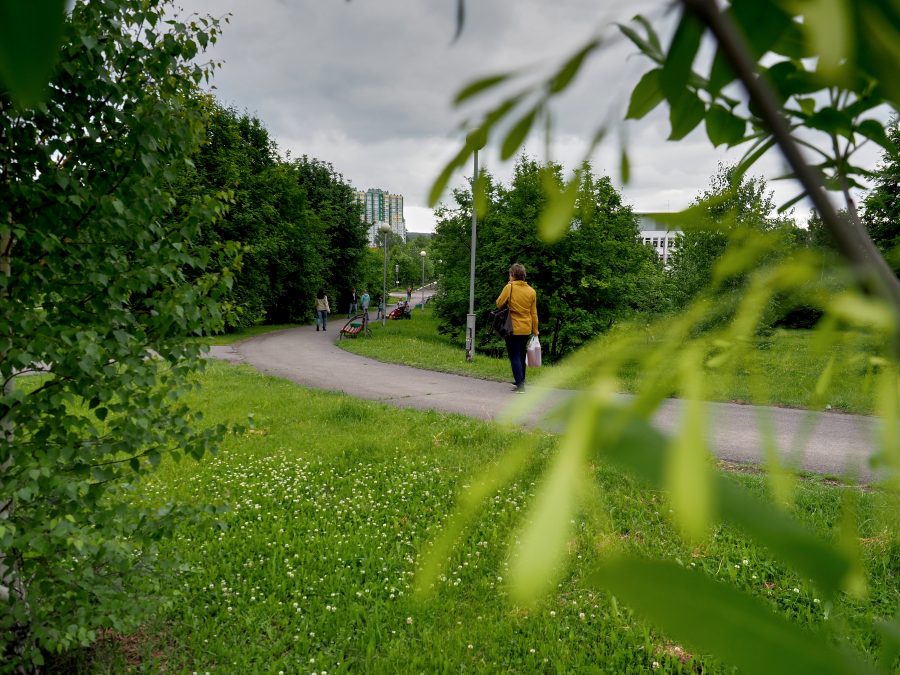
[495, 262, 539, 393]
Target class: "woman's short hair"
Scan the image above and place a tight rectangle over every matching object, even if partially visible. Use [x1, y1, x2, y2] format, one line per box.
[509, 263, 527, 280]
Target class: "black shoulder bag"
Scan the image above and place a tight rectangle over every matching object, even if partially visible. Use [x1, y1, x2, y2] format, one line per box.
[490, 284, 514, 338]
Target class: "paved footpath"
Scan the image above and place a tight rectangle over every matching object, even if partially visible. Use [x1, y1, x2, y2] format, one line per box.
[210, 306, 889, 482]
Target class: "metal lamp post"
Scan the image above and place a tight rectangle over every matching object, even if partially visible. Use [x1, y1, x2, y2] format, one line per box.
[379, 223, 392, 326]
[465, 140, 482, 362]
[419, 250, 426, 310]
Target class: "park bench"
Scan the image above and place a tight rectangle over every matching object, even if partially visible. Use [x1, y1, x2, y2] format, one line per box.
[339, 313, 370, 339]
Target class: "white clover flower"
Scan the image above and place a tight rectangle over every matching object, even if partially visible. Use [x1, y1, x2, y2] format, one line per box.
[406, 616, 413, 625]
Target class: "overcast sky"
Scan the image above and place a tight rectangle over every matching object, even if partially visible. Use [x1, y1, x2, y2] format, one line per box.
[174, 0, 883, 232]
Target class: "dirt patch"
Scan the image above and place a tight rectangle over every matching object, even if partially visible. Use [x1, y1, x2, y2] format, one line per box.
[656, 641, 695, 665]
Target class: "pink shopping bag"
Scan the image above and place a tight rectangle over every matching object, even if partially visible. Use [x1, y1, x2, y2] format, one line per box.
[526, 335, 542, 367]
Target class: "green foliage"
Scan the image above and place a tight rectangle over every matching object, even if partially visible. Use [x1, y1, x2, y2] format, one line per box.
[616, 2, 899, 207]
[372, 232, 434, 294]
[0, 0, 67, 107]
[430, 1, 900, 672]
[173, 106, 365, 329]
[667, 163, 797, 310]
[862, 121, 900, 275]
[292, 155, 369, 316]
[0, 1, 234, 669]
[430, 157, 668, 361]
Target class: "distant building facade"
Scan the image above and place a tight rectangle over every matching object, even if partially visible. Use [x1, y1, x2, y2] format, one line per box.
[354, 188, 407, 244]
[637, 213, 681, 265]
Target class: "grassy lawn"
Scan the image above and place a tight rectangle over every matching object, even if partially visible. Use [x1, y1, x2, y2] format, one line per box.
[339, 308, 884, 415]
[337, 308, 544, 384]
[77, 362, 897, 673]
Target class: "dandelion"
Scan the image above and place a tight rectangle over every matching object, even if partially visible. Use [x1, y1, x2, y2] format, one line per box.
[579, 612, 586, 621]
[406, 616, 413, 625]
[652, 661, 661, 670]
[549, 610, 556, 617]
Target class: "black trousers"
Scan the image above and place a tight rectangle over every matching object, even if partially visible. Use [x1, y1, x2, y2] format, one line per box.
[505, 334, 529, 387]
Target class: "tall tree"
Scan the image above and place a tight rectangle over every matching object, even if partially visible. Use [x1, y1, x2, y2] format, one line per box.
[668, 164, 793, 308]
[862, 121, 900, 275]
[293, 156, 368, 315]
[1, 0, 231, 668]
[175, 103, 329, 327]
[431, 157, 665, 360]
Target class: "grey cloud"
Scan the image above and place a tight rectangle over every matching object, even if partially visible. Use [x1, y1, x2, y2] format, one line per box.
[176, 0, 880, 231]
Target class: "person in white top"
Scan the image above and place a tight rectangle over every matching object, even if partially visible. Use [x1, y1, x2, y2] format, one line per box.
[314, 288, 330, 331]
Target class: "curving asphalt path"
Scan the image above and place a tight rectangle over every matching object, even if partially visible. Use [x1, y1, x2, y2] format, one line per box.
[210, 297, 889, 482]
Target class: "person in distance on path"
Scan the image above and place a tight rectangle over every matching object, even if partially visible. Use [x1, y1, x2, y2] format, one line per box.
[495, 262, 538, 393]
[314, 288, 330, 331]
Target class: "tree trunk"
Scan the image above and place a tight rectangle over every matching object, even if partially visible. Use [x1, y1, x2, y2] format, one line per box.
[550, 317, 561, 360]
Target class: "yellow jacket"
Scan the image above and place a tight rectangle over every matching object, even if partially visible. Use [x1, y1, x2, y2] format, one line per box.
[495, 280, 538, 336]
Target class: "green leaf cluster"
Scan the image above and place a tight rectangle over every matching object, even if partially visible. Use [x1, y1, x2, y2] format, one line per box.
[428, 2, 900, 670]
[619, 1, 900, 211]
[0, 1, 234, 668]
[171, 102, 368, 329]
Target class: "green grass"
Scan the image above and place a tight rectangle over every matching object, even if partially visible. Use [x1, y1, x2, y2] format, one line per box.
[337, 308, 548, 384]
[339, 309, 884, 414]
[78, 363, 897, 673]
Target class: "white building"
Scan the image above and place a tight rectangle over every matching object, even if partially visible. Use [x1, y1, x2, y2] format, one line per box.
[354, 188, 407, 245]
[637, 213, 681, 265]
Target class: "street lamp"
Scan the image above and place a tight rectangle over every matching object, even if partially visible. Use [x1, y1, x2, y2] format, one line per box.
[419, 250, 426, 311]
[379, 223, 392, 326]
[465, 133, 483, 362]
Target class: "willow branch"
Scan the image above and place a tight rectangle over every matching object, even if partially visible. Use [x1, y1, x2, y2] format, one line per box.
[681, 0, 900, 323]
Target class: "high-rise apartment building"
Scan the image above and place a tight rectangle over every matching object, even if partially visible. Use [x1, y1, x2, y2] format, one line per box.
[354, 188, 407, 245]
